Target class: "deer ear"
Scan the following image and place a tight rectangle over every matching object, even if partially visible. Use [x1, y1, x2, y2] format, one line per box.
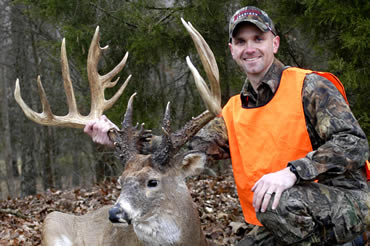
[180, 152, 206, 177]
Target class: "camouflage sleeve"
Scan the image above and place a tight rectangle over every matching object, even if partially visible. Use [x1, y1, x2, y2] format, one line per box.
[289, 73, 369, 182]
[187, 117, 230, 161]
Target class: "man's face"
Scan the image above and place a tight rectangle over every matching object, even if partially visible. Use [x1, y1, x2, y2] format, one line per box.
[229, 23, 280, 78]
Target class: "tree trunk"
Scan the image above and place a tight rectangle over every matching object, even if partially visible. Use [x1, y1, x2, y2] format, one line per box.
[10, 3, 40, 197]
[20, 147, 37, 196]
[94, 145, 105, 183]
[0, 0, 15, 198]
[72, 149, 80, 187]
[53, 159, 63, 189]
[94, 145, 116, 183]
[0, 63, 15, 197]
[42, 126, 54, 190]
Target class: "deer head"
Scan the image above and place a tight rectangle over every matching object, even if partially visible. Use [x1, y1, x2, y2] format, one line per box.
[104, 19, 221, 245]
[30, 20, 222, 246]
[106, 97, 209, 245]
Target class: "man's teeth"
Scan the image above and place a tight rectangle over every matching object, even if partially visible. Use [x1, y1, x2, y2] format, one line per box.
[245, 57, 259, 61]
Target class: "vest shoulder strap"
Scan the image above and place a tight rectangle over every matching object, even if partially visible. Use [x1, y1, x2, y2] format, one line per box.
[284, 67, 349, 105]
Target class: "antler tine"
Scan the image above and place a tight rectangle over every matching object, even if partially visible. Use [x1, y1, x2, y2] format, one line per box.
[161, 102, 171, 136]
[61, 38, 79, 117]
[108, 92, 139, 165]
[14, 76, 54, 124]
[181, 18, 221, 116]
[36, 76, 54, 119]
[153, 102, 174, 168]
[14, 26, 130, 128]
[87, 26, 132, 119]
[185, 57, 221, 116]
[161, 19, 222, 153]
[122, 92, 137, 128]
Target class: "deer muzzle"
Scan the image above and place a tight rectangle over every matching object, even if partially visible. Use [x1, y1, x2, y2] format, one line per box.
[109, 205, 132, 225]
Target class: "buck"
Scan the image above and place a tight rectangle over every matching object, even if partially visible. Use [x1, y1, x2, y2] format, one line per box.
[15, 19, 222, 246]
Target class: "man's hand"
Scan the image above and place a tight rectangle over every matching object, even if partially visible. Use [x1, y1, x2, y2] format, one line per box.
[251, 167, 297, 213]
[84, 115, 118, 147]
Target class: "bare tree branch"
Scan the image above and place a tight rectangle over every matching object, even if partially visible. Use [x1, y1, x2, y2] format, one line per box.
[89, 2, 137, 29]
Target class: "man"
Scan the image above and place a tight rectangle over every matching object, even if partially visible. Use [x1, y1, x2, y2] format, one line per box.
[85, 6, 369, 245]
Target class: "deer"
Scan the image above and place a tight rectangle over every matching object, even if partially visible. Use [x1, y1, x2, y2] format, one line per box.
[14, 19, 222, 246]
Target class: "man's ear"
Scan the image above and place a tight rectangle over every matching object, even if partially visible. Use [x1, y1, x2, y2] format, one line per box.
[229, 42, 234, 57]
[180, 152, 207, 178]
[273, 35, 280, 54]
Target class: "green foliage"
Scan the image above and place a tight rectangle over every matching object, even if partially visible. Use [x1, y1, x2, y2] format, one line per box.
[15, 0, 238, 131]
[15, 0, 369, 138]
[260, 0, 370, 139]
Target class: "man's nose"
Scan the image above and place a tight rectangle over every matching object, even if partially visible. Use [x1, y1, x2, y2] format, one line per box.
[243, 42, 256, 54]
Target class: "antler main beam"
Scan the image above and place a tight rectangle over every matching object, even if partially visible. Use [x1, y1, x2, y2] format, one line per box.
[14, 26, 131, 128]
[159, 19, 223, 155]
[181, 18, 221, 116]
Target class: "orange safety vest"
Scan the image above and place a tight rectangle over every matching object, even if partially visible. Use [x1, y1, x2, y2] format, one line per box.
[222, 67, 350, 226]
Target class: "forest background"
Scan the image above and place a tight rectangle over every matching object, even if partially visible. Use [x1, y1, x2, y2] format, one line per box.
[0, 0, 369, 198]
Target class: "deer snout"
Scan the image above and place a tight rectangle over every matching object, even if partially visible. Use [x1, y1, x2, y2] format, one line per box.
[109, 205, 132, 224]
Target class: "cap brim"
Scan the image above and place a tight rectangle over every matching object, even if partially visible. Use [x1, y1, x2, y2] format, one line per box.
[231, 19, 269, 38]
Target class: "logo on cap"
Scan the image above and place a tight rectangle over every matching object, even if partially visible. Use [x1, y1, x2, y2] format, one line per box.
[229, 6, 276, 40]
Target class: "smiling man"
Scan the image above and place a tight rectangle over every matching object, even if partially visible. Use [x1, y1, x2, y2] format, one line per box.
[218, 6, 369, 246]
[85, 6, 369, 246]
[229, 19, 279, 90]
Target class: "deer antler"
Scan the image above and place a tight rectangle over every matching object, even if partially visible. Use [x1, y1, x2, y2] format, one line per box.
[98, 19, 222, 170]
[168, 19, 222, 151]
[153, 19, 222, 167]
[108, 93, 153, 164]
[181, 18, 221, 116]
[14, 26, 131, 128]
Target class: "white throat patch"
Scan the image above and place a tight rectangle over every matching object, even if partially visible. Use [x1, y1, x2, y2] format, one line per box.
[134, 215, 181, 246]
[54, 235, 72, 246]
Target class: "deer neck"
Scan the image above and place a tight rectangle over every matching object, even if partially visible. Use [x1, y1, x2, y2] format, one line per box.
[132, 177, 192, 246]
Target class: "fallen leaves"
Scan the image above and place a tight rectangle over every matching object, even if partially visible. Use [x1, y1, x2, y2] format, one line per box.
[0, 171, 251, 245]
[189, 173, 253, 245]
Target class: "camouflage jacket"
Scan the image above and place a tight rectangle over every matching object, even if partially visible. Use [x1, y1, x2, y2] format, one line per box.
[188, 58, 369, 191]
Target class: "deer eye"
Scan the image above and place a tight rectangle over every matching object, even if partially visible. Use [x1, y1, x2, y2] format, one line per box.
[147, 179, 159, 188]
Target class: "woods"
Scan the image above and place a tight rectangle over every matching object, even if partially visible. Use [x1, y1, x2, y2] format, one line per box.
[0, 0, 369, 201]
[1, 0, 369, 245]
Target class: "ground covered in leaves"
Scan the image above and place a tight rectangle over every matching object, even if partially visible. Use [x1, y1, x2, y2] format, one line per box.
[0, 172, 253, 246]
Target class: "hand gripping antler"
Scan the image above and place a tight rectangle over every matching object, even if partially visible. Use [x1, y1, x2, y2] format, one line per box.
[14, 26, 131, 128]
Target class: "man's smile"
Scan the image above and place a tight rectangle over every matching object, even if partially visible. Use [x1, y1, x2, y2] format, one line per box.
[243, 56, 261, 62]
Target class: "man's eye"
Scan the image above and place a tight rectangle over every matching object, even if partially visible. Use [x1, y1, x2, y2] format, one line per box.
[147, 179, 159, 188]
[256, 37, 263, 42]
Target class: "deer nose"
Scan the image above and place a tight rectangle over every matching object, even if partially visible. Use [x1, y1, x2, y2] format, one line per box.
[109, 205, 131, 224]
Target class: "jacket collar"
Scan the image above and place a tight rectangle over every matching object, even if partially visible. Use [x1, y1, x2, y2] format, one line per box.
[241, 58, 285, 97]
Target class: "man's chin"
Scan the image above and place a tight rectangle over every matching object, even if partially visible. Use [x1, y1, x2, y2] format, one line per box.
[244, 67, 262, 75]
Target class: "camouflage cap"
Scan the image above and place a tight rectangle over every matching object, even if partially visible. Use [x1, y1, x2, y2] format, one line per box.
[229, 6, 276, 41]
